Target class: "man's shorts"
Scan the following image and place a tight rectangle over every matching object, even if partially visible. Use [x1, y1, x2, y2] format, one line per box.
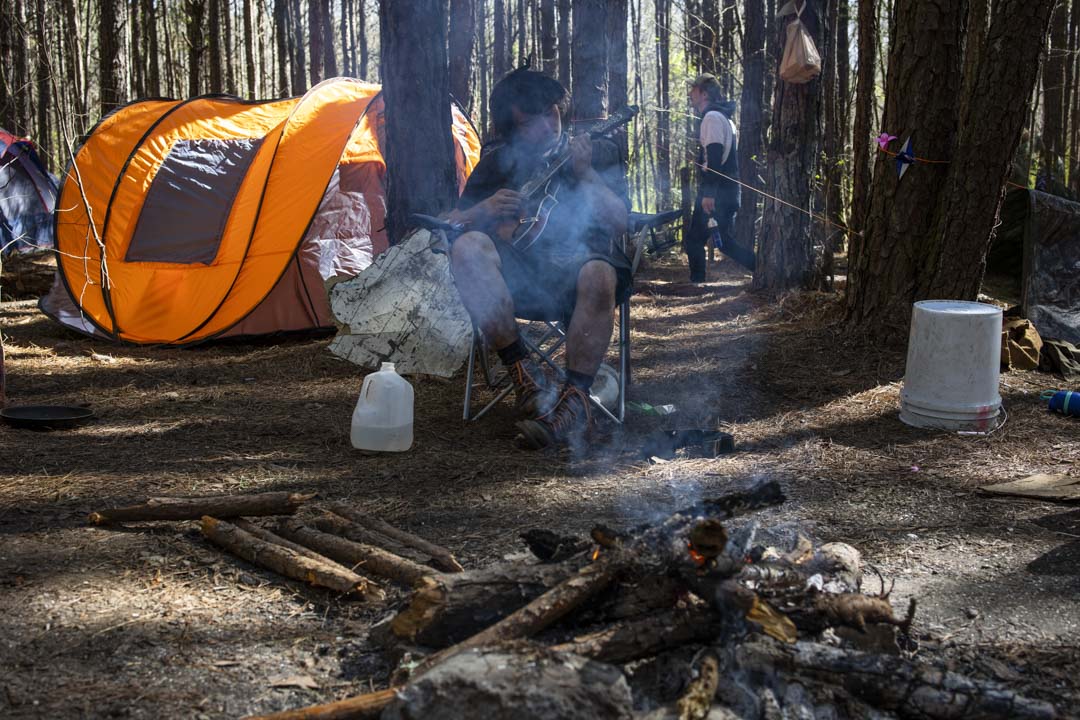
[492, 237, 633, 323]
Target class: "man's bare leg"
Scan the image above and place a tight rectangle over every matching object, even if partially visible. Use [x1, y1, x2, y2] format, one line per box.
[449, 231, 517, 348]
[565, 260, 617, 379]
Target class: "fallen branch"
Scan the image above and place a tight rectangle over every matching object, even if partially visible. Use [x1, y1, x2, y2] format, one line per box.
[200, 517, 384, 601]
[233, 520, 343, 567]
[313, 512, 432, 566]
[275, 519, 434, 587]
[391, 559, 583, 646]
[328, 503, 464, 572]
[89, 492, 314, 525]
[737, 639, 1058, 720]
[244, 687, 399, 720]
[551, 605, 721, 664]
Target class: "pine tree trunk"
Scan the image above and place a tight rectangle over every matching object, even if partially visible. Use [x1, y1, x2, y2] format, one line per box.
[10, 0, 30, 134]
[309, 0, 324, 85]
[735, 0, 766, 264]
[923, 0, 1057, 299]
[517, 0, 527, 66]
[244, 0, 256, 94]
[224, 0, 236, 93]
[557, 0, 571, 87]
[164, 0, 177, 97]
[449, 0, 475, 108]
[0, 6, 11, 133]
[58, 0, 85, 119]
[321, 0, 336, 76]
[478, 0, 489, 133]
[721, 0, 736, 93]
[379, 0, 457, 245]
[844, 0, 964, 327]
[130, 0, 144, 97]
[1071, 0, 1080, 195]
[655, 0, 672, 206]
[359, 0, 369, 80]
[273, 0, 289, 95]
[752, 3, 825, 291]
[208, 0, 222, 92]
[34, 0, 49, 166]
[820, 0, 842, 285]
[1041, 0, 1068, 180]
[341, 0, 351, 77]
[257, 0, 267, 95]
[849, 0, 877, 235]
[571, 0, 608, 123]
[144, 0, 161, 96]
[493, 0, 507, 80]
[607, 0, 628, 113]
[101, 0, 123, 112]
[290, 0, 306, 92]
[540, 0, 556, 75]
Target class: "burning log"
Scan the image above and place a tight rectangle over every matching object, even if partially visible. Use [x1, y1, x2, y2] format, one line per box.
[736, 639, 1058, 720]
[676, 652, 721, 720]
[274, 519, 435, 587]
[551, 605, 722, 665]
[89, 491, 314, 525]
[327, 503, 464, 572]
[391, 560, 585, 647]
[200, 517, 385, 601]
[313, 511, 433, 566]
[245, 687, 399, 720]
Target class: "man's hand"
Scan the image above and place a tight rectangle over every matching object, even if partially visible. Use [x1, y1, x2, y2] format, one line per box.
[472, 189, 522, 224]
[570, 135, 594, 180]
[701, 196, 716, 215]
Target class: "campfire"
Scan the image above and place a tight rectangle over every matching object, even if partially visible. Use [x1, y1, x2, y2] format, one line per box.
[87, 484, 1057, 720]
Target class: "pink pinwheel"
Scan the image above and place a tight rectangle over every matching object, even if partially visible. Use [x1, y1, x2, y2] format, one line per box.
[877, 132, 897, 150]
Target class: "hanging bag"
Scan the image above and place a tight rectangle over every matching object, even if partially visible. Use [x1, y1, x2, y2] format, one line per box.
[779, 2, 822, 84]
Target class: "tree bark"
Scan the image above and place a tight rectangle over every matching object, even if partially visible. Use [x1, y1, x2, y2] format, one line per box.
[922, 0, 1057, 300]
[551, 606, 722, 665]
[517, 0, 527, 66]
[1041, 0, 1069, 180]
[358, 0, 369, 79]
[341, 0, 351, 77]
[493, 0, 508, 80]
[571, 0, 607, 122]
[1072, 0, 1080, 195]
[321, 0, 337, 77]
[100, 0, 123, 112]
[200, 517, 385, 600]
[540, 0, 556, 75]
[273, 0, 289, 95]
[244, 0, 256, 95]
[130, 0, 145, 98]
[59, 0, 86, 119]
[843, 0, 963, 329]
[849, 0, 877, 235]
[144, 0, 161, 97]
[309, 0, 324, 85]
[721, 0, 737, 93]
[33, 0, 49, 168]
[378, 0, 458, 245]
[819, 0, 842, 285]
[557, 0, 571, 87]
[449, 0, 475, 108]
[208, 0, 223, 92]
[186, 0, 206, 97]
[752, 4, 825, 291]
[290, 0, 306, 92]
[88, 491, 315, 524]
[655, 0, 672, 206]
[735, 0, 766, 266]
[607, 0, 628, 113]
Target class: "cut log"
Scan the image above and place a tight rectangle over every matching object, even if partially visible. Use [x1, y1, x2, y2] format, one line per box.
[245, 687, 399, 719]
[274, 519, 434, 587]
[391, 559, 584, 646]
[737, 639, 1058, 720]
[200, 517, 385, 601]
[412, 550, 631, 677]
[326, 504, 464, 572]
[677, 652, 721, 720]
[552, 605, 722, 665]
[313, 512, 432, 566]
[89, 492, 314, 525]
[233, 520, 343, 567]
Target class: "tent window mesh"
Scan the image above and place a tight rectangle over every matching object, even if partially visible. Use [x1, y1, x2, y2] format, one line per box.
[126, 138, 263, 264]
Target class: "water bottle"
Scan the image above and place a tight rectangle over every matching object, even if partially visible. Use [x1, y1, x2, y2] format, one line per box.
[351, 363, 414, 451]
[1044, 390, 1080, 418]
[707, 217, 722, 250]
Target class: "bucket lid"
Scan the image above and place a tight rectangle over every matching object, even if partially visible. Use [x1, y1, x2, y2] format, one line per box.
[913, 300, 1001, 315]
[380, 362, 396, 372]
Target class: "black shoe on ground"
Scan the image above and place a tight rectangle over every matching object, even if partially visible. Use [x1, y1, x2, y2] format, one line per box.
[515, 385, 593, 451]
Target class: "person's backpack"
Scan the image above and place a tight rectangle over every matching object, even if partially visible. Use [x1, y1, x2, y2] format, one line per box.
[779, 2, 822, 84]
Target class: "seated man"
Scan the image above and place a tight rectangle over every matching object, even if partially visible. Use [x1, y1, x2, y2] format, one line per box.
[446, 68, 631, 450]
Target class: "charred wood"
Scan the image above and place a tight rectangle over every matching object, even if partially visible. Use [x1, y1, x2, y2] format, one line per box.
[551, 605, 722, 665]
[676, 651, 721, 720]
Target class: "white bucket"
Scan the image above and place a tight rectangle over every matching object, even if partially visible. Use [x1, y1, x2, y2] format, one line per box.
[899, 300, 1003, 431]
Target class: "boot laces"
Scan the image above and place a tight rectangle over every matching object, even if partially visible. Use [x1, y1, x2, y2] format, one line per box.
[538, 385, 592, 437]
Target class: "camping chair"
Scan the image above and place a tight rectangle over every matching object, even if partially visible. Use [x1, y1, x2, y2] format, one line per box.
[462, 209, 684, 424]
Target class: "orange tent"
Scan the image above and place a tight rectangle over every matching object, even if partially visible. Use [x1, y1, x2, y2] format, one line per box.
[41, 79, 480, 345]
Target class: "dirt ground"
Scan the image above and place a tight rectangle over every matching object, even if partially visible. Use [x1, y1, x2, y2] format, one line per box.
[1, 256, 1078, 719]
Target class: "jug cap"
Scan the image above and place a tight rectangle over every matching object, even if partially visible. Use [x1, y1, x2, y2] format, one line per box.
[380, 362, 396, 372]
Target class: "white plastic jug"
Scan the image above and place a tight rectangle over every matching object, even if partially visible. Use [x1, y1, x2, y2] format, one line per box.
[351, 362, 414, 451]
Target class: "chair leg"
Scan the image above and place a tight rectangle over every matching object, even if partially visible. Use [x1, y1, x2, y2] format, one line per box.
[618, 298, 630, 423]
[463, 331, 478, 421]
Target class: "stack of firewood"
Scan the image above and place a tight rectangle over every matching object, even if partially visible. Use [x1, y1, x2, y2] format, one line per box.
[89, 485, 1058, 720]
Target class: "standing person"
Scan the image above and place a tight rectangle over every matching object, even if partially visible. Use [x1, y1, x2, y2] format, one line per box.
[686, 74, 743, 282]
[446, 67, 631, 451]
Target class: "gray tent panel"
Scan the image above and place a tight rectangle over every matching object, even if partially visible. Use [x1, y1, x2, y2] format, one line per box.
[125, 138, 263, 264]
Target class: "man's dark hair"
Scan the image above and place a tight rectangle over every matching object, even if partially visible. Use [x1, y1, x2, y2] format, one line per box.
[691, 74, 724, 103]
[489, 67, 570, 140]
